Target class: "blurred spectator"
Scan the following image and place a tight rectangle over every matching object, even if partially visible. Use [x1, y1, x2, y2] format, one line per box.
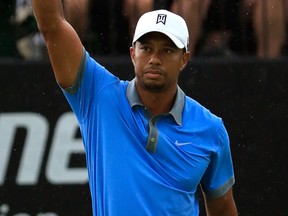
[88, 0, 130, 55]
[122, 0, 211, 56]
[63, 0, 89, 42]
[8, 0, 284, 59]
[122, 0, 153, 38]
[200, 0, 288, 58]
[12, 0, 89, 60]
[242, 0, 288, 58]
[14, 0, 47, 60]
[0, 0, 21, 58]
[198, 0, 241, 57]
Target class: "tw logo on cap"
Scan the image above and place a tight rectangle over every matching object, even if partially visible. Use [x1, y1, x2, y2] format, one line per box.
[156, 14, 167, 25]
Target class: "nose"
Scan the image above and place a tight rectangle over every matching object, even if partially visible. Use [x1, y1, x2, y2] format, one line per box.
[149, 51, 162, 65]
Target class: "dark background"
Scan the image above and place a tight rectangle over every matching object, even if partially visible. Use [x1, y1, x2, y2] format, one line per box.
[1, 57, 288, 215]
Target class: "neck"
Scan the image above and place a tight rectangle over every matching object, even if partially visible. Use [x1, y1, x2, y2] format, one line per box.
[136, 85, 177, 116]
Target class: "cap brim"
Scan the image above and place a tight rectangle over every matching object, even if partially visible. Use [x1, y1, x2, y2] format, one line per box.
[133, 29, 186, 50]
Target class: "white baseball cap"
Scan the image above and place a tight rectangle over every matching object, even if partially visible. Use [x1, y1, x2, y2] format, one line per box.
[132, 9, 189, 51]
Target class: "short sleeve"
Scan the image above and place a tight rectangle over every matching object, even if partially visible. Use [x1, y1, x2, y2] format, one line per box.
[61, 50, 119, 123]
[201, 120, 235, 199]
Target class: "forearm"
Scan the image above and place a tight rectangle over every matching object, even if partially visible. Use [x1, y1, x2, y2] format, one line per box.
[31, 0, 84, 89]
[32, 0, 65, 32]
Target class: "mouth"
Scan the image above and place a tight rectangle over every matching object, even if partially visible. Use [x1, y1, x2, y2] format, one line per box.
[144, 68, 163, 79]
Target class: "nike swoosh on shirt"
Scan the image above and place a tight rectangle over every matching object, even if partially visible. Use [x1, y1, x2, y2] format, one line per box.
[175, 140, 192, 146]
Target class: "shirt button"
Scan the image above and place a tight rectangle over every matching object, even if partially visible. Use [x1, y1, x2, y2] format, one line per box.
[150, 138, 156, 143]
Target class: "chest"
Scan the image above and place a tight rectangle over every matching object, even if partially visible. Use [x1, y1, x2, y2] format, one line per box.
[148, 119, 215, 191]
[98, 110, 215, 192]
[90, 97, 217, 193]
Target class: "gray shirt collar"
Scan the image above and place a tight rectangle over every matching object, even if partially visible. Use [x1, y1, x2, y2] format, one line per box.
[126, 78, 185, 125]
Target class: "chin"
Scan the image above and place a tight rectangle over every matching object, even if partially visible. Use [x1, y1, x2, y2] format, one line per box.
[143, 82, 165, 92]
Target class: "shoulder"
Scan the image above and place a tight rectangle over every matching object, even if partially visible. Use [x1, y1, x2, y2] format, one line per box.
[183, 96, 227, 146]
[63, 50, 121, 95]
[82, 51, 120, 87]
[184, 96, 222, 126]
[84, 51, 106, 73]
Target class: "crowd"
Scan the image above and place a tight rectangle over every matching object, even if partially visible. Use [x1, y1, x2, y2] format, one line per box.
[1, 0, 287, 60]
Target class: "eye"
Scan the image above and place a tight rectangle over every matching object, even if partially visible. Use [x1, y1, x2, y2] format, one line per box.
[163, 48, 173, 54]
[140, 45, 150, 52]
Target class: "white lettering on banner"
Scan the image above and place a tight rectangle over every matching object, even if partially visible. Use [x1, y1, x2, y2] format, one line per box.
[46, 112, 88, 184]
[0, 113, 48, 185]
[16, 113, 49, 185]
[0, 112, 88, 186]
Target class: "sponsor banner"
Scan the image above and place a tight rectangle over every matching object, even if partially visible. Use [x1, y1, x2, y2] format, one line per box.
[1, 58, 288, 215]
[0, 62, 92, 215]
[0, 58, 132, 215]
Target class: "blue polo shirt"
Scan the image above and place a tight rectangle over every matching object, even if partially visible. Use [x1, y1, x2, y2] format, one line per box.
[62, 50, 235, 216]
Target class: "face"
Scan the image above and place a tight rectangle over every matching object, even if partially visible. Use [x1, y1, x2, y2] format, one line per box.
[130, 32, 190, 93]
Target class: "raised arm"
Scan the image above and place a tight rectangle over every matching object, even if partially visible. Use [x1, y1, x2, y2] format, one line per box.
[32, 0, 83, 88]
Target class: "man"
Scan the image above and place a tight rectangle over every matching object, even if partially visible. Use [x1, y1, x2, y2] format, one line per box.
[32, 0, 237, 214]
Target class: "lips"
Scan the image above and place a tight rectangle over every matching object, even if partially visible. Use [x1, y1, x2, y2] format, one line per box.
[144, 68, 163, 79]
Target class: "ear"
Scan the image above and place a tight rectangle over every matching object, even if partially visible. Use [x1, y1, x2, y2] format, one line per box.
[130, 46, 135, 66]
[180, 51, 190, 71]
